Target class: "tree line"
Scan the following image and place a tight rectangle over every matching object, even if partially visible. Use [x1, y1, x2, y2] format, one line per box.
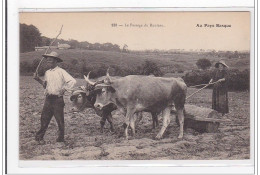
[20, 23, 121, 53]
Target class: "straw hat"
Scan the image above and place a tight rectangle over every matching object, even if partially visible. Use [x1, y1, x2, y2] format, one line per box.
[42, 51, 63, 62]
[215, 60, 229, 68]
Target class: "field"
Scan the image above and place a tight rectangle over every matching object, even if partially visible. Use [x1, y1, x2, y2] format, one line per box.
[19, 76, 250, 160]
[20, 49, 250, 76]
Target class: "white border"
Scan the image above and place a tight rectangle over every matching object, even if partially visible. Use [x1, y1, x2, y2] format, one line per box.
[1, 0, 6, 174]
[17, 0, 254, 8]
[6, 0, 256, 174]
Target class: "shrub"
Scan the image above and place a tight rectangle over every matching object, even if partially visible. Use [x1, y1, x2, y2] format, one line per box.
[139, 60, 163, 77]
[182, 69, 213, 87]
[228, 69, 249, 91]
[196, 58, 212, 70]
[20, 61, 32, 73]
[20, 59, 165, 78]
[183, 68, 249, 91]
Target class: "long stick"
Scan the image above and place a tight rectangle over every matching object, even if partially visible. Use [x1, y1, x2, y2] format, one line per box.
[189, 83, 210, 88]
[186, 81, 218, 100]
[34, 25, 63, 74]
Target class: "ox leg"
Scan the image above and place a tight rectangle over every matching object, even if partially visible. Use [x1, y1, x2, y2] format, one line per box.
[155, 107, 171, 139]
[135, 112, 143, 128]
[129, 116, 136, 137]
[100, 114, 106, 133]
[106, 113, 115, 132]
[152, 112, 159, 129]
[155, 113, 159, 127]
[176, 109, 184, 139]
[123, 109, 135, 140]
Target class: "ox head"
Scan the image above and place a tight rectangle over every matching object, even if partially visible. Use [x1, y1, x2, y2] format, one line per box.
[70, 89, 89, 112]
[70, 72, 97, 112]
[94, 69, 116, 110]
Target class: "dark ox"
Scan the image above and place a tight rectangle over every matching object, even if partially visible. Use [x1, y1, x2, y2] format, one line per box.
[70, 73, 159, 133]
[70, 87, 117, 133]
[94, 73, 187, 140]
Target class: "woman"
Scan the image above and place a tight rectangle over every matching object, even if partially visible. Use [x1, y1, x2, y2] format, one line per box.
[209, 60, 229, 116]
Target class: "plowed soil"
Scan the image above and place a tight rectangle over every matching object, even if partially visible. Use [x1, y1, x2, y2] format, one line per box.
[19, 76, 250, 160]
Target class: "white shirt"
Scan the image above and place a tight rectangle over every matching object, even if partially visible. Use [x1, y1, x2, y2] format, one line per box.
[44, 66, 76, 95]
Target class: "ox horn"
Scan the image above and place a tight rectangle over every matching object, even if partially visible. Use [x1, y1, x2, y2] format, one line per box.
[84, 71, 96, 86]
[105, 67, 112, 83]
[106, 67, 110, 77]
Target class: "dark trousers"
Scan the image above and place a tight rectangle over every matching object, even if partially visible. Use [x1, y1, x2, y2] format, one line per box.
[35, 95, 65, 141]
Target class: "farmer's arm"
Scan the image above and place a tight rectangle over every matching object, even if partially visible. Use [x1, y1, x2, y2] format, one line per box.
[218, 70, 229, 82]
[61, 69, 76, 93]
[33, 72, 47, 88]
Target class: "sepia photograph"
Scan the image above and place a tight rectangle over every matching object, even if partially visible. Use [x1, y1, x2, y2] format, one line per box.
[19, 11, 251, 161]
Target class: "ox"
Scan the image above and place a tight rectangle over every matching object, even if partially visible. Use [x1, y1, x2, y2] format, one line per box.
[94, 73, 187, 140]
[70, 73, 159, 133]
[70, 87, 117, 133]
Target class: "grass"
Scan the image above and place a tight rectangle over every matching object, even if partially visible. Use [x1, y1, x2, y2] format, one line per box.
[20, 49, 250, 76]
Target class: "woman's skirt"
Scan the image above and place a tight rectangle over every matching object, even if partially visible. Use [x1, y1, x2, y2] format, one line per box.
[212, 87, 229, 114]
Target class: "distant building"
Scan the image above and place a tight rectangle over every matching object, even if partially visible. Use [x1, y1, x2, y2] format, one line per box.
[35, 46, 58, 51]
[58, 42, 71, 50]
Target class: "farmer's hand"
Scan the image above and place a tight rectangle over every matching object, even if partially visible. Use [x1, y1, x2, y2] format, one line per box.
[33, 72, 39, 80]
[209, 79, 213, 84]
[59, 88, 66, 96]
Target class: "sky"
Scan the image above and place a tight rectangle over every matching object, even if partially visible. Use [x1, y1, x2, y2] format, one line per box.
[20, 12, 250, 51]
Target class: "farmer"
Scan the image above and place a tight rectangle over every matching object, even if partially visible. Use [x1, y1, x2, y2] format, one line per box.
[209, 60, 229, 116]
[33, 51, 76, 144]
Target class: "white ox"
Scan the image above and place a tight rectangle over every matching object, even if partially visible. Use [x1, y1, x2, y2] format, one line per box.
[94, 73, 187, 140]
